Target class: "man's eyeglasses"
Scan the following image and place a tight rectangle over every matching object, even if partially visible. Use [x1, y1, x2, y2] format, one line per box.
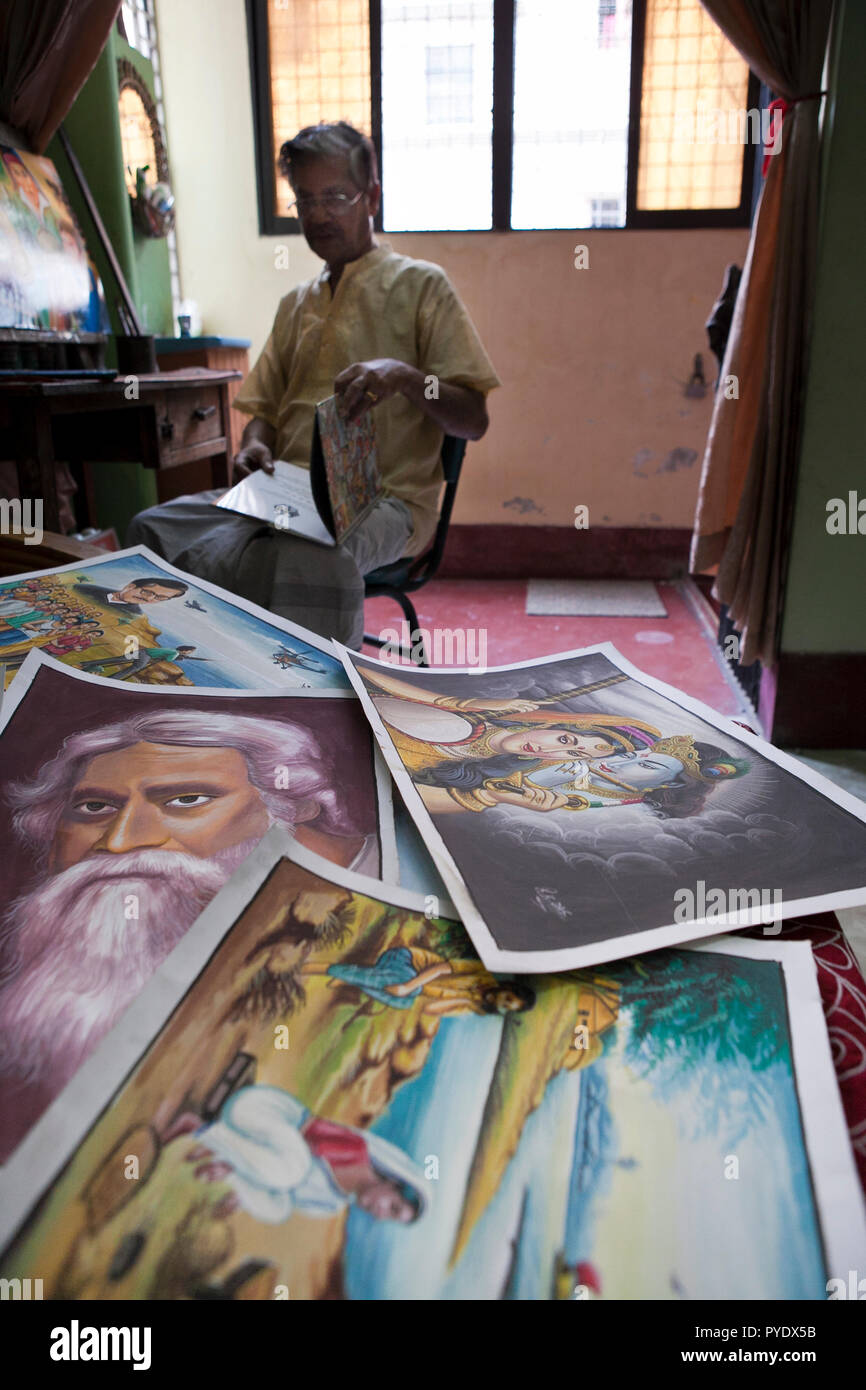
[288, 191, 365, 218]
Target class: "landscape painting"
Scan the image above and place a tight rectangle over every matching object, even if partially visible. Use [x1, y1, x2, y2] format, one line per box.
[1, 831, 861, 1301]
[339, 643, 866, 971]
[0, 545, 347, 690]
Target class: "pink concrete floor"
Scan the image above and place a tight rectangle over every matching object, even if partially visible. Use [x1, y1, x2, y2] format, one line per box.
[362, 578, 751, 721]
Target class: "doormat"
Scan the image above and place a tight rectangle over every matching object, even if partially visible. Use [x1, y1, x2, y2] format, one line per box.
[526, 579, 668, 617]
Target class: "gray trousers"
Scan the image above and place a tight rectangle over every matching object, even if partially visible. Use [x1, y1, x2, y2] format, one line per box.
[126, 490, 413, 650]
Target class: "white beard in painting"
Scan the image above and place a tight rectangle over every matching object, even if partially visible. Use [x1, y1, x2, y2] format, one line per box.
[0, 840, 260, 1097]
[0, 707, 363, 1161]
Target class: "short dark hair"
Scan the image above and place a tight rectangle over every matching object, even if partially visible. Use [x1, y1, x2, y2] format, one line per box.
[481, 980, 536, 1014]
[278, 121, 379, 193]
[132, 577, 188, 595]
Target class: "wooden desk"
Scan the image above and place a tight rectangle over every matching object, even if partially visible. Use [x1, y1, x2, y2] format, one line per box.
[1, 366, 241, 531]
[155, 337, 251, 459]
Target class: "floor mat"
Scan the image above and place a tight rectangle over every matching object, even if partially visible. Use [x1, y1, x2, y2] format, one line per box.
[526, 578, 667, 617]
[363, 579, 753, 718]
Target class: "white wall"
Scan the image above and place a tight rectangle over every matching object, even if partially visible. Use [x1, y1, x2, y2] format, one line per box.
[156, 0, 319, 357]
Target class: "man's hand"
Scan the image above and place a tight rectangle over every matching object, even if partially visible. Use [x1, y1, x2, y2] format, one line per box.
[334, 358, 408, 423]
[231, 439, 275, 483]
[336, 358, 489, 440]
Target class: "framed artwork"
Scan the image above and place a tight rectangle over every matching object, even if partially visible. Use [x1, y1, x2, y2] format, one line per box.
[0, 143, 107, 335]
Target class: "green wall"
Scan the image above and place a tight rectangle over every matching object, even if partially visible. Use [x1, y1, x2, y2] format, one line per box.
[113, 33, 174, 339]
[780, 0, 866, 653]
[45, 28, 177, 535]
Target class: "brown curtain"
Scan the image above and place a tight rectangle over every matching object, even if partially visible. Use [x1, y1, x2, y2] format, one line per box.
[0, 0, 120, 154]
[690, 0, 834, 667]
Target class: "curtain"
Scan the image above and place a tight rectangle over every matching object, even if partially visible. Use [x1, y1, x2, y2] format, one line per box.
[690, 0, 834, 667]
[0, 0, 121, 154]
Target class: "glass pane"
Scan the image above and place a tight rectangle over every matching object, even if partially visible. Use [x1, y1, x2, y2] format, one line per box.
[267, 0, 371, 221]
[121, 1, 154, 61]
[118, 87, 158, 196]
[381, 0, 494, 232]
[637, 0, 751, 211]
[512, 0, 633, 230]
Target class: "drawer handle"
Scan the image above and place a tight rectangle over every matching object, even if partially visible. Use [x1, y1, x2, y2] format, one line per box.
[160, 414, 175, 440]
[193, 405, 217, 420]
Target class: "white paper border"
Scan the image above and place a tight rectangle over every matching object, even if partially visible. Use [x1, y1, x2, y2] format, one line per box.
[0, 649, 398, 881]
[1, 851, 862, 1297]
[0, 825, 431, 1251]
[0, 541, 348, 686]
[691, 934, 866, 1287]
[337, 642, 866, 972]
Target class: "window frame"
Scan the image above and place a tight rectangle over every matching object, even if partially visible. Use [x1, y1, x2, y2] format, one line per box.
[247, 0, 760, 238]
[625, 0, 760, 230]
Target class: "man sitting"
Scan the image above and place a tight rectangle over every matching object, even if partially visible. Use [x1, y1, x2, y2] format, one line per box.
[128, 121, 500, 648]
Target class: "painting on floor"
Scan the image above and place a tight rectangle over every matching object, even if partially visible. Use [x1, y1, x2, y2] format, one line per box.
[0, 545, 347, 691]
[0, 654, 394, 1161]
[339, 643, 866, 971]
[1, 829, 862, 1301]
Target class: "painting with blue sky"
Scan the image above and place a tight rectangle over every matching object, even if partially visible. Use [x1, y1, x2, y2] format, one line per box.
[347, 954, 829, 1300]
[0, 544, 346, 690]
[2, 836, 861, 1301]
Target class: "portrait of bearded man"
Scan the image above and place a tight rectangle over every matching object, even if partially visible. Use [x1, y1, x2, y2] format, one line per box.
[0, 707, 374, 1160]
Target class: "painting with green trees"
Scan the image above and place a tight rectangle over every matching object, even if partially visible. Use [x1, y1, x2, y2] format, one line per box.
[1, 831, 862, 1300]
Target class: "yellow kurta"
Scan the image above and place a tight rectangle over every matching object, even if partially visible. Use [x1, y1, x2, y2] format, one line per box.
[232, 244, 501, 556]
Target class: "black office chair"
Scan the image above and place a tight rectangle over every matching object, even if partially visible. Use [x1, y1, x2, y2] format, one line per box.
[363, 434, 466, 666]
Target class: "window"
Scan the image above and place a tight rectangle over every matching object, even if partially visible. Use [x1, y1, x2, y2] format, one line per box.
[117, 1, 182, 318]
[635, 0, 753, 213]
[598, 0, 620, 49]
[247, 0, 758, 235]
[425, 46, 474, 124]
[381, 3, 493, 231]
[511, 0, 632, 230]
[258, 0, 372, 223]
[120, 1, 154, 61]
[118, 79, 160, 198]
[591, 197, 624, 228]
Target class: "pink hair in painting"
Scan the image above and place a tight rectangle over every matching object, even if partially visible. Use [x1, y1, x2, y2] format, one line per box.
[6, 707, 356, 860]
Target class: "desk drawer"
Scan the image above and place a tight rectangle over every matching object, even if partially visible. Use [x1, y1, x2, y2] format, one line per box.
[160, 388, 223, 449]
